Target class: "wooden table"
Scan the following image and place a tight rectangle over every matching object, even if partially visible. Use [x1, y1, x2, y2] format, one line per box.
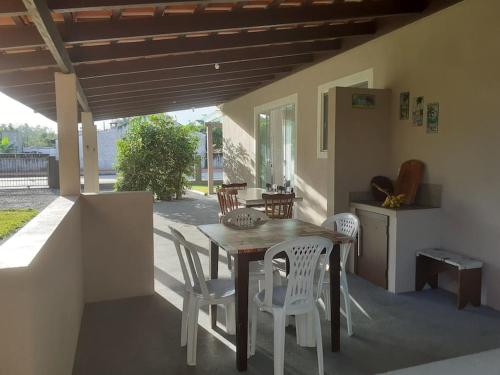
[197, 219, 353, 371]
[236, 187, 303, 207]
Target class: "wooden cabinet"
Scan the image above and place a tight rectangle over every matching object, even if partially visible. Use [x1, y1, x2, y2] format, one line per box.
[350, 202, 441, 293]
[356, 210, 389, 289]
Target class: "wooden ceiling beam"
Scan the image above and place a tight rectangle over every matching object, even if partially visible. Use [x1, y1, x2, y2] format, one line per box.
[6, 65, 290, 97]
[68, 22, 372, 64]
[1, 1, 425, 48]
[20, 0, 90, 111]
[0, 54, 312, 89]
[0, 37, 338, 73]
[80, 54, 308, 88]
[0, 0, 26, 17]
[0, 22, 355, 69]
[59, 1, 425, 44]
[73, 40, 337, 79]
[44, 97, 231, 122]
[13, 78, 267, 106]
[85, 73, 275, 97]
[87, 75, 273, 98]
[0, 1, 239, 16]
[89, 91, 242, 111]
[35, 89, 241, 112]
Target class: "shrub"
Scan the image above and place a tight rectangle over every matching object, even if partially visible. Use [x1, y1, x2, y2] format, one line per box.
[115, 114, 199, 200]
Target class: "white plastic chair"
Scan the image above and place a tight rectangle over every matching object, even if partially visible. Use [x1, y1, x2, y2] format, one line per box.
[170, 226, 236, 366]
[222, 208, 281, 288]
[320, 213, 359, 336]
[250, 236, 334, 375]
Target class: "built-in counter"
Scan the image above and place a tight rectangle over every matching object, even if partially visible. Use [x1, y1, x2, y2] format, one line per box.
[350, 201, 441, 293]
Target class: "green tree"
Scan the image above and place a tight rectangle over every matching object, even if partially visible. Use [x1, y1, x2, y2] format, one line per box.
[0, 123, 56, 147]
[188, 121, 223, 151]
[0, 136, 14, 153]
[115, 113, 199, 200]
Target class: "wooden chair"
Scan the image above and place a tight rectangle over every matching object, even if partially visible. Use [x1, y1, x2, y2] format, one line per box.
[221, 182, 247, 190]
[216, 188, 239, 219]
[262, 193, 295, 219]
[216, 188, 240, 272]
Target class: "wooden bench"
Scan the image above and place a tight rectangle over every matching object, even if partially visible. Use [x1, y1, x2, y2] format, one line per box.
[415, 249, 483, 309]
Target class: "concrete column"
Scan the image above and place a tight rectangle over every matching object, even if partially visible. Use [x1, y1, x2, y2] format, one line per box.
[55, 72, 80, 196]
[82, 112, 99, 193]
[206, 123, 214, 195]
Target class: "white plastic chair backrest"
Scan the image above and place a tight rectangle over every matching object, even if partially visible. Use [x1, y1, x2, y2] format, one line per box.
[263, 236, 333, 311]
[321, 213, 359, 270]
[169, 226, 210, 299]
[222, 208, 268, 228]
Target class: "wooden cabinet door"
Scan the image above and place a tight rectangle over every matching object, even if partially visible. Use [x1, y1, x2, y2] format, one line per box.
[355, 210, 388, 289]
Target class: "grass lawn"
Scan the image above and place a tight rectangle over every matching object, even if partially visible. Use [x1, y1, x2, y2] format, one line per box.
[0, 209, 39, 239]
[190, 185, 209, 194]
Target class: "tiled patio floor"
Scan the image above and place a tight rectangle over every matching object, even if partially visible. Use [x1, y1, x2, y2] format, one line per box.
[73, 192, 500, 375]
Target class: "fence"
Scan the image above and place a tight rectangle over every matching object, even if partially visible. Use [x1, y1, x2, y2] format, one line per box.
[0, 154, 49, 188]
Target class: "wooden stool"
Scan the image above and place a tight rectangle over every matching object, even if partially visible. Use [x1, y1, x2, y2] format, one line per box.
[415, 249, 483, 309]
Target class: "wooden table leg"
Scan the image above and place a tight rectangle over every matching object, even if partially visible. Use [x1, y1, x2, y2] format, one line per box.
[209, 241, 219, 329]
[235, 253, 249, 371]
[330, 243, 340, 352]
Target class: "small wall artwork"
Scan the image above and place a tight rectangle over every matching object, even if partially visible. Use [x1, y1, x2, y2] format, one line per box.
[399, 92, 410, 120]
[427, 103, 439, 133]
[412, 96, 424, 126]
[352, 93, 376, 109]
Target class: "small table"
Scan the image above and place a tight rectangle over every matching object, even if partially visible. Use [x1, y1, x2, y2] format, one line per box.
[236, 188, 303, 207]
[415, 248, 483, 309]
[198, 219, 353, 371]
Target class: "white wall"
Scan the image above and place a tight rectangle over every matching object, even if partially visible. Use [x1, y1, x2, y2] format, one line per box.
[78, 126, 128, 173]
[0, 197, 83, 375]
[0, 191, 155, 374]
[81, 192, 154, 302]
[221, 0, 500, 309]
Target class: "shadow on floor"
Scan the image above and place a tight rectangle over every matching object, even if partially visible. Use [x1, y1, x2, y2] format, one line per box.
[73, 194, 500, 375]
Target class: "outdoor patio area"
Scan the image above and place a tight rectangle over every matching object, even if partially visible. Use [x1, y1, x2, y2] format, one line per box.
[72, 193, 500, 375]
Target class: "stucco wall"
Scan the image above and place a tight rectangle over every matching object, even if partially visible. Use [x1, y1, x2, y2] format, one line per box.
[221, 0, 500, 309]
[81, 191, 155, 302]
[0, 197, 83, 375]
[0, 191, 155, 374]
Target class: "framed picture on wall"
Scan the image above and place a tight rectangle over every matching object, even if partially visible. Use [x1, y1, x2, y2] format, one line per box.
[412, 96, 424, 126]
[427, 103, 439, 133]
[352, 93, 376, 109]
[400, 92, 410, 120]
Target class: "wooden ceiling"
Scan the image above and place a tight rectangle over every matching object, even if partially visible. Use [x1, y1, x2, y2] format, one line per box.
[0, 0, 461, 121]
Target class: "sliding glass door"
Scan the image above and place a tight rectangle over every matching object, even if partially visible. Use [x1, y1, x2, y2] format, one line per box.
[257, 103, 296, 188]
[258, 112, 272, 188]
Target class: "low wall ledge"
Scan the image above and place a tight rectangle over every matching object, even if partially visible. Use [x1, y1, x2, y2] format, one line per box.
[0, 196, 78, 270]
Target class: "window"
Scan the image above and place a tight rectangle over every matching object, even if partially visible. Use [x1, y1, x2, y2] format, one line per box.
[321, 93, 329, 152]
[316, 69, 374, 159]
[254, 94, 297, 188]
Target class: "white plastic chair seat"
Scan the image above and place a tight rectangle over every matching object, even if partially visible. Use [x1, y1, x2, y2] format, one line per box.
[249, 260, 266, 275]
[255, 286, 288, 307]
[193, 278, 235, 299]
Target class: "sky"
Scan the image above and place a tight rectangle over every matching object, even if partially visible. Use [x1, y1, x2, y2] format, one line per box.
[0, 91, 217, 131]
